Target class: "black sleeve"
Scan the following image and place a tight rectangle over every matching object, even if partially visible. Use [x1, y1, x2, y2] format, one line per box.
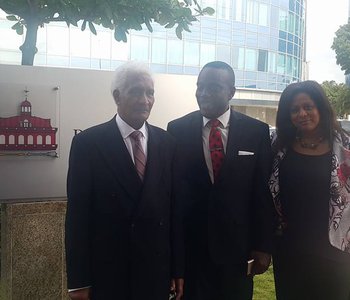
[251, 124, 274, 253]
[65, 134, 93, 289]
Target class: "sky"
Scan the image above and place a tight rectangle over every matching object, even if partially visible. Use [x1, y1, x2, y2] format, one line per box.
[306, 0, 349, 83]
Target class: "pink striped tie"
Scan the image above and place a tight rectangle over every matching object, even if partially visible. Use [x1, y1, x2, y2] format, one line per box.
[130, 131, 146, 181]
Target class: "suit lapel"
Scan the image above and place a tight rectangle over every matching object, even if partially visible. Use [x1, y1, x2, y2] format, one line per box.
[136, 124, 163, 215]
[95, 118, 142, 201]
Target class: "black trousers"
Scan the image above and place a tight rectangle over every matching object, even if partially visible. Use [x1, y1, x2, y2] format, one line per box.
[273, 250, 350, 300]
[183, 249, 253, 300]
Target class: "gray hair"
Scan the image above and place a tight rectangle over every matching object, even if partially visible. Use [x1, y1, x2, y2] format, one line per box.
[110, 61, 153, 96]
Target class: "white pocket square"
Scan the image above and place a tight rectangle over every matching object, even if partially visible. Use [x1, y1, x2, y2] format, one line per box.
[238, 150, 255, 156]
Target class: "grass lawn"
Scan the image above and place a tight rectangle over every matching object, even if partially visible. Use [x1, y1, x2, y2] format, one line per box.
[253, 265, 276, 300]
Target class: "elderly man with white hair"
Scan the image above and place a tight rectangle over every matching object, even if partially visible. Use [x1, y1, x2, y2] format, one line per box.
[65, 62, 184, 300]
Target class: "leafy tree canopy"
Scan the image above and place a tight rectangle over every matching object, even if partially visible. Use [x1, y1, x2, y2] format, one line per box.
[322, 80, 350, 118]
[332, 22, 350, 75]
[0, 0, 214, 65]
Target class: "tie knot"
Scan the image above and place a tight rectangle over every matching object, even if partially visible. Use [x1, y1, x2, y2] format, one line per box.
[209, 119, 221, 128]
[130, 130, 143, 141]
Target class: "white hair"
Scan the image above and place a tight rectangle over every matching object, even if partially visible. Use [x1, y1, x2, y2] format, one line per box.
[110, 61, 153, 96]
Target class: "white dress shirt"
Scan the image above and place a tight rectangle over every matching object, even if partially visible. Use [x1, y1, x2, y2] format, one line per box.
[202, 108, 230, 183]
[115, 114, 148, 162]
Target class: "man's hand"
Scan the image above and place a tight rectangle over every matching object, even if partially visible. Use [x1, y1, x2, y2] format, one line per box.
[68, 287, 90, 300]
[250, 251, 271, 275]
[170, 278, 184, 300]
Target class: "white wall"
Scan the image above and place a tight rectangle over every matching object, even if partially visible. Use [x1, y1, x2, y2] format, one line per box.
[0, 64, 198, 200]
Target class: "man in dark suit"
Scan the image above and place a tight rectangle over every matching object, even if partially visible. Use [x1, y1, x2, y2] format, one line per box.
[65, 62, 184, 300]
[167, 61, 273, 300]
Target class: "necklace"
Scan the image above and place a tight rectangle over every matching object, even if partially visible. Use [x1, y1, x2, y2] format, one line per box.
[296, 136, 324, 149]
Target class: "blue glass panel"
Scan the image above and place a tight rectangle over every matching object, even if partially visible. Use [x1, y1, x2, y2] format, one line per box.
[279, 30, 287, 40]
[168, 65, 183, 74]
[280, 0, 289, 9]
[277, 83, 287, 91]
[71, 57, 91, 68]
[235, 70, 244, 80]
[111, 60, 125, 69]
[257, 72, 268, 80]
[236, 79, 244, 87]
[271, 0, 279, 5]
[184, 66, 200, 75]
[246, 24, 258, 32]
[218, 19, 231, 29]
[267, 82, 277, 90]
[296, 1, 300, 15]
[245, 81, 257, 88]
[289, 0, 295, 12]
[279, 40, 286, 52]
[293, 45, 298, 56]
[150, 64, 167, 73]
[245, 71, 257, 80]
[288, 33, 293, 42]
[47, 55, 69, 67]
[257, 81, 268, 89]
[287, 42, 293, 55]
[270, 5, 279, 28]
[217, 30, 231, 43]
[246, 32, 258, 47]
[233, 21, 246, 30]
[202, 27, 216, 42]
[268, 73, 278, 82]
[233, 31, 245, 46]
[258, 26, 269, 35]
[258, 35, 269, 49]
[201, 17, 217, 28]
[217, 45, 231, 64]
[271, 28, 279, 37]
[270, 37, 279, 51]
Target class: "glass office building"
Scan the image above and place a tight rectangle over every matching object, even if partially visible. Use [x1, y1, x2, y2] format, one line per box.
[0, 0, 305, 93]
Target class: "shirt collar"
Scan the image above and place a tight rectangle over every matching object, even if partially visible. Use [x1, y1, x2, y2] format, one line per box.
[202, 108, 231, 128]
[115, 114, 147, 139]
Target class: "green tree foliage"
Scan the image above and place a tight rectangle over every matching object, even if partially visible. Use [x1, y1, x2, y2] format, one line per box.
[322, 80, 350, 117]
[332, 22, 350, 75]
[0, 0, 214, 65]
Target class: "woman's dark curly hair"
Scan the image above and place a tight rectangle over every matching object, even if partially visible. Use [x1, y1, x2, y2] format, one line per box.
[275, 80, 341, 150]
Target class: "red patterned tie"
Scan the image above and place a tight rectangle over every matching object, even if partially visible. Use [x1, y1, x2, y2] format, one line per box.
[209, 119, 225, 183]
[130, 131, 146, 181]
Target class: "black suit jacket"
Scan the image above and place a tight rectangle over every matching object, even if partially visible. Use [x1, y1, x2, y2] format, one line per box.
[65, 118, 182, 300]
[167, 109, 273, 266]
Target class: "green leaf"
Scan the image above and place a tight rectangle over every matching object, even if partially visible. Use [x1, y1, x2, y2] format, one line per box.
[145, 19, 153, 32]
[89, 21, 97, 35]
[6, 15, 18, 21]
[16, 24, 23, 35]
[81, 20, 87, 31]
[202, 7, 215, 15]
[175, 25, 183, 39]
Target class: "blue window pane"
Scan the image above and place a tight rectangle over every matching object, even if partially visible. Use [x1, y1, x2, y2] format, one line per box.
[245, 71, 257, 80]
[111, 60, 125, 69]
[47, 55, 69, 67]
[258, 26, 269, 35]
[293, 45, 298, 56]
[218, 20, 231, 30]
[287, 42, 293, 55]
[217, 30, 231, 43]
[246, 32, 258, 47]
[235, 70, 244, 80]
[270, 37, 279, 51]
[201, 17, 217, 27]
[267, 82, 277, 90]
[279, 40, 286, 52]
[150, 64, 166, 73]
[200, 44, 215, 66]
[268, 73, 278, 82]
[289, 0, 295, 12]
[257, 81, 268, 89]
[236, 80, 244, 87]
[271, 28, 279, 37]
[183, 25, 200, 40]
[202, 27, 216, 42]
[184, 41, 200, 65]
[258, 35, 269, 49]
[233, 21, 246, 31]
[279, 30, 287, 40]
[168, 65, 183, 74]
[257, 72, 268, 80]
[152, 38, 166, 64]
[277, 83, 287, 91]
[245, 80, 257, 88]
[184, 66, 200, 75]
[233, 31, 245, 46]
[71, 57, 91, 68]
[167, 40, 183, 64]
[270, 6, 279, 28]
[217, 45, 231, 64]
[246, 24, 258, 33]
[288, 33, 294, 42]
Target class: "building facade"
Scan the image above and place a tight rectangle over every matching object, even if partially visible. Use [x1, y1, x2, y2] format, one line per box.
[0, 0, 306, 124]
